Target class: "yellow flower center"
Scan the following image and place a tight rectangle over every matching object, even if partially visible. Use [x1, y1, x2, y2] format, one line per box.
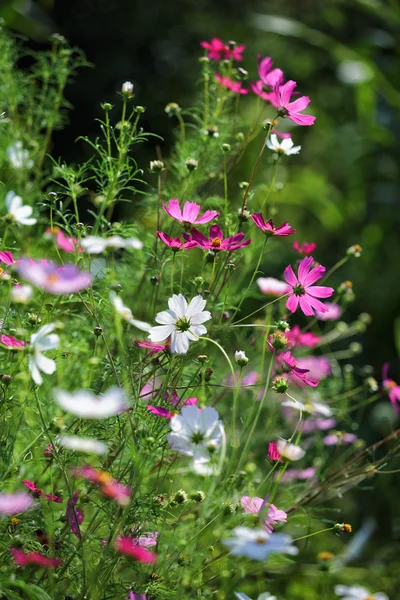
[211, 238, 222, 248]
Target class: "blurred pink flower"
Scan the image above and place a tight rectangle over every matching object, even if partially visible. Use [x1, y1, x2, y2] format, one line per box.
[1, 334, 25, 348]
[137, 340, 169, 354]
[382, 363, 400, 413]
[0, 492, 33, 514]
[146, 405, 173, 419]
[302, 417, 337, 433]
[279, 351, 318, 387]
[71, 466, 130, 507]
[131, 529, 158, 548]
[115, 536, 156, 563]
[163, 199, 219, 226]
[23, 480, 61, 503]
[315, 303, 342, 321]
[187, 224, 251, 251]
[201, 38, 245, 61]
[17, 260, 92, 295]
[273, 80, 316, 126]
[257, 277, 290, 297]
[285, 325, 321, 348]
[66, 491, 84, 538]
[293, 241, 316, 255]
[55, 230, 82, 253]
[10, 547, 62, 568]
[324, 432, 357, 446]
[251, 214, 295, 237]
[0, 251, 15, 265]
[284, 256, 334, 316]
[157, 232, 197, 251]
[214, 74, 248, 95]
[279, 467, 317, 482]
[241, 495, 287, 533]
[127, 593, 146, 600]
[296, 356, 331, 382]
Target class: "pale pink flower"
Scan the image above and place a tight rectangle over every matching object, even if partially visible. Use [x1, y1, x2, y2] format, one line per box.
[241, 496, 287, 533]
[279, 467, 317, 482]
[257, 277, 290, 297]
[10, 547, 62, 568]
[324, 432, 358, 446]
[302, 417, 337, 433]
[162, 199, 219, 226]
[146, 405, 173, 419]
[0, 492, 33, 514]
[127, 593, 146, 600]
[273, 80, 316, 126]
[115, 536, 156, 563]
[55, 230, 82, 253]
[315, 302, 342, 321]
[17, 260, 92, 294]
[251, 214, 295, 237]
[137, 340, 169, 354]
[296, 356, 331, 382]
[284, 256, 334, 316]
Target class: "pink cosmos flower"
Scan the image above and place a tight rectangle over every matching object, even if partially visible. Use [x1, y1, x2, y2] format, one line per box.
[146, 405, 174, 419]
[273, 80, 316, 126]
[0, 492, 34, 514]
[382, 363, 400, 413]
[0, 251, 15, 265]
[279, 351, 318, 387]
[226, 370, 259, 388]
[115, 536, 157, 563]
[131, 529, 158, 548]
[10, 547, 62, 568]
[251, 55, 285, 106]
[315, 302, 342, 321]
[295, 356, 331, 382]
[23, 480, 61, 503]
[137, 340, 169, 354]
[71, 466, 130, 507]
[251, 214, 296, 237]
[293, 241, 316, 255]
[285, 325, 321, 348]
[201, 38, 245, 61]
[0, 334, 25, 348]
[302, 417, 337, 433]
[127, 593, 146, 600]
[17, 260, 92, 295]
[157, 232, 197, 251]
[162, 199, 219, 226]
[284, 256, 334, 316]
[66, 491, 84, 538]
[279, 467, 317, 482]
[324, 432, 357, 446]
[214, 74, 248, 95]
[187, 224, 251, 251]
[241, 496, 287, 533]
[257, 277, 291, 297]
[55, 230, 82, 253]
[268, 441, 281, 461]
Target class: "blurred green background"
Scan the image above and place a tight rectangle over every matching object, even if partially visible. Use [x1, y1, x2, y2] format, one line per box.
[2, 0, 400, 378]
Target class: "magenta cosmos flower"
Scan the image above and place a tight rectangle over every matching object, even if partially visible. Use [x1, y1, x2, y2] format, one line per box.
[215, 74, 248, 95]
[284, 256, 334, 316]
[162, 199, 219, 226]
[66, 491, 84, 538]
[268, 441, 281, 461]
[157, 232, 197, 251]
[115, 537, 156, 564]
[1, 334, 25, 348]
[251, 55, 284, 105]
[273, 80, 316, 126]
[0, 251, 15, 266]
[17, 259, 92, 294]
[251, 214, 295, 237]
[279, 351, 318, 387]
[23, 480, 61, 503]
[71, 466, 130, 506]
[10, 547, 62, 568]
[382, 363, 400, 413]
[293, 241, 316, 255]
[186, 224, 251, 251]
[201, 38, 245, 61]
[285, 325, 320, 348]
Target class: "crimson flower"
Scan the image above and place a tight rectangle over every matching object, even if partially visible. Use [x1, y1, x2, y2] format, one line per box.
[284, 256, 334, 316]
[293, 241, 316, 255]
[10, 547, 62, 568]
[157, 232, 197, 251]
[214, 74, 248, 95]
[273, 80, 316, 126]
[186, 224, 251, 251]
[115, 536, 157, 563]
[268, 442, 282, 461]
[23, 480, 61, 503]
[200, 38, 245, 61]
[162, 199, 219, 226]
[251, 214, 295, 237]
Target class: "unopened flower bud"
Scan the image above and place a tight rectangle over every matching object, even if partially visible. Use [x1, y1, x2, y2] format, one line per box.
[235, 132, 245, 142]
[239, 181, 249, 190]
[185, 157, 198, 172]
[149, 160, 164, 173]
[237, 67, 248, 80]
[206, 250, 216, 263]
[365, 376, 378, 392]
[269, 332, 289, 351]
[272, 376, 289, 394]
[165, 102, 181, 116]
[334, 523, 352, 534]
[347, 244, 362, 257]
[199, 56, 210, 64]
[197, 355, 208, 363]
[221, 143, 231, 153]
[349, 342, 362, 355]
[50, 417, 65, 432]
[238, 207, 250, 221]
[223, 503, 235, 516]
[222, 311, 230, 321]
[207, 440, 218, 453]
[235, 350, 248, 367]
[358, 312, 371, 325]
[1, 374, 12, 386]
[226, 263, 236, 270]
[121, 81, 134, 96]
[27, 313, 41, 325]
[228, 40, 237, 49]
[101, 102, 113, 111]
[206, 125, 219, 137]
[94, 327, 103, 337]
[190, 490, 206, 503]
[275, 320, 290, 332]
[203, 367, 214, 382]
[150, 276, 159, 285]
[136, 106, 145, 114]
[174, 489, 188, 504]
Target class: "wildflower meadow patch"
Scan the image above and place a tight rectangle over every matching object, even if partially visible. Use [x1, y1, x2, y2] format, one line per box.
[0, 25, 398, 600]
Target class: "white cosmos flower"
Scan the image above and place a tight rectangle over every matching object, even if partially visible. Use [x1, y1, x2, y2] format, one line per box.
[335, 585, 388, 600]
[11, 285, 33, 304]
[54, 387, 128, 419]
[110, 292, 151, 331]
[81, 235, 142, 254]
[282, 396, 332, 417]
[5, 191, 37, 226]
[149, 294, 211, 354]
[224, 527, 298, 560]
[167, 405, 223, 463]
[28, 323, 59, 386]
[276, 440, 305, 461]
[235, 593, 277, 600]
[57, 435, 107, 455]
[7, 141, 34, 169]
[266, 134, 301, 156]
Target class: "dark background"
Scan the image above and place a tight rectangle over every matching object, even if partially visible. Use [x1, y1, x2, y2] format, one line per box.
[3, 0, 400, 381]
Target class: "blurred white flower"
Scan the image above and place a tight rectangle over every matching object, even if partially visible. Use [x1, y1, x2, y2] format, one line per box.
[149, 294, 211, 354]
[29, 323, 59, 386]
[5, 192, 36, 226]
[335, 585, 388, 600]
[224, 527, 298, 560]
[57, 435, 107, 455]
[257, 277, 290, 297]
[336, 61, 373, 85]
[235, 593, 277, 600]
[282, 395, 332, 417]
[110, 292, 151, 331]
[167, 405, 223, 463]
[11, 285, 33, 304]
[266, 134, 301, 155]
[276, 440, 305, 461]
[7, 141, 34, 169]
[81, 235, 142, 254]
[54, 387, 128, 419]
